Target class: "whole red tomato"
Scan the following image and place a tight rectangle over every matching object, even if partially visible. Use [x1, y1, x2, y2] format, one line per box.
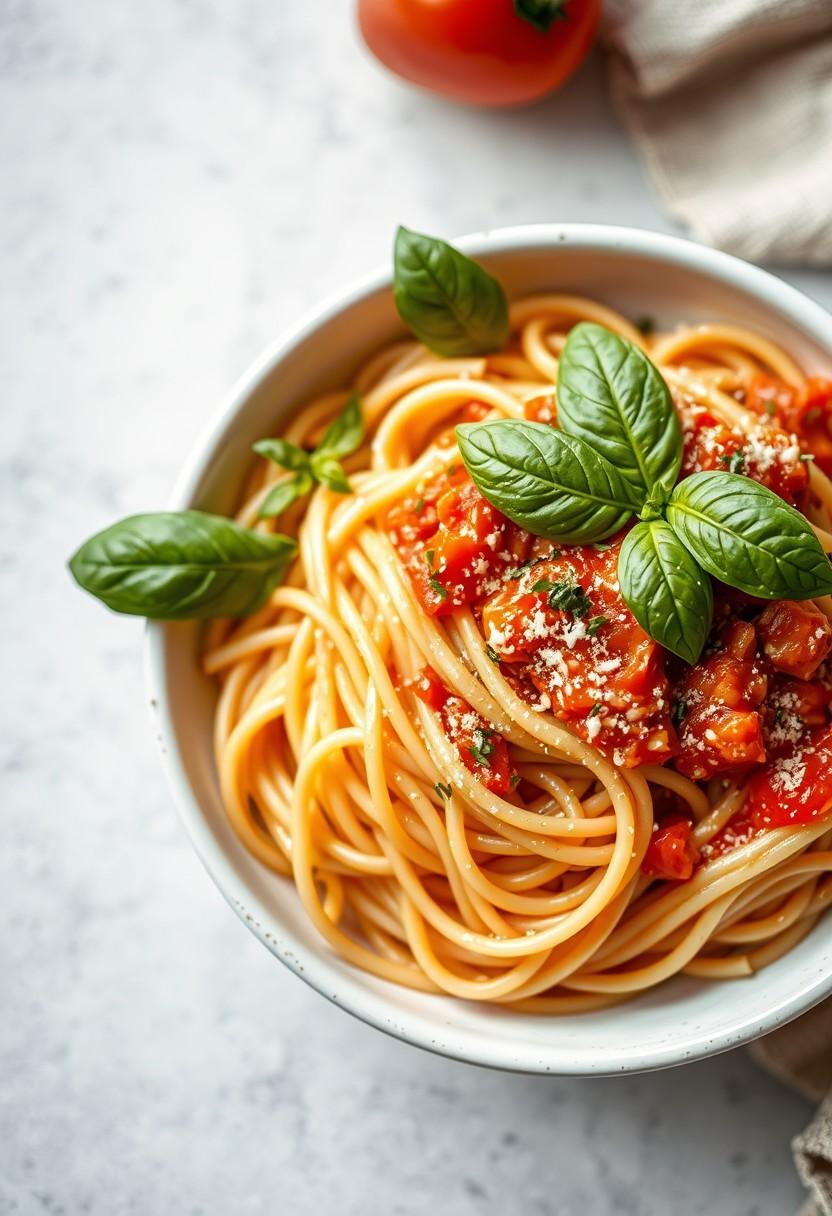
[357, 0, 600, 108]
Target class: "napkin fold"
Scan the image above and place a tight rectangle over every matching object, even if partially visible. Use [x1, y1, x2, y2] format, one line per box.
[601, 0, 832, 266]
[750, 1000, 832, 1214]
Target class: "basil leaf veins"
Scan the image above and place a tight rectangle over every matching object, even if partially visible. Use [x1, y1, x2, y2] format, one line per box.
[557, 322, 682, 501]
[666, 472, 832, 600]
[456, 419, 640, 543]
[619, 520, 713, 664]
[69, 511, 297, 619]
[393, 226, 509, 357]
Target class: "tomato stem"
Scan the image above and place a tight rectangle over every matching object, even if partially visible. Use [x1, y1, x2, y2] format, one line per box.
[513, 0, 570, 33]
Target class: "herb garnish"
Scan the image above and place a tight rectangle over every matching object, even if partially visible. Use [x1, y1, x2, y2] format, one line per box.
[454, 320, 832, 663]
[586, 615, 609, 637]
[428, 577, 448, 601]
[469, 727, 495, 768]
[672, 698, 688, 727]
[434, 781, 453, 800]
[532, 577, 592, 618]
[719, 451, 746, 475]
[393, 227, 509, 356]
[485, 643, 501, 664]
[69, 512, 296, 620]
[254, 393, 364, 518]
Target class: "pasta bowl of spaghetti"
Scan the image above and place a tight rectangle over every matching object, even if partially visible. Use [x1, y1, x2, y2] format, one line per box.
[107, 224, 832, 1074]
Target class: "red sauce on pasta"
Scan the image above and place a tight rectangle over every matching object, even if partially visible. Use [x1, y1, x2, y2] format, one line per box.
[387, 377, 832, 874]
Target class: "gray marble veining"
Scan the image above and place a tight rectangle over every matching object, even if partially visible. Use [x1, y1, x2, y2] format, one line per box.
[2, 3, 829, 1213]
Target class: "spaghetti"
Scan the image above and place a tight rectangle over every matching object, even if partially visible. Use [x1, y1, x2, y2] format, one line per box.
[204, 295, 832, 1011]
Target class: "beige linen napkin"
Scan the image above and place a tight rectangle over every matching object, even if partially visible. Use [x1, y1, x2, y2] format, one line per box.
[750, 1000, 832, 1213]
[601, 0, 832, 266]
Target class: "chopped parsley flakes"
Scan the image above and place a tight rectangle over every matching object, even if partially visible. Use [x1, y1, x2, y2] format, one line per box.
[719, 450, 746, 475]
[532, 577, 592, 618]
[586, 615, 609, 637]
[469, 727, 495, 768]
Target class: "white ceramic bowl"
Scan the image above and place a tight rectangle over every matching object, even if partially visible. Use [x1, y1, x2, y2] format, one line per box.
[146, 224, 832, 1075]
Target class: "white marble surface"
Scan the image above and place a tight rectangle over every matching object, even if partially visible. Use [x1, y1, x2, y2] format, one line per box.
[3, 4, 831, 1213]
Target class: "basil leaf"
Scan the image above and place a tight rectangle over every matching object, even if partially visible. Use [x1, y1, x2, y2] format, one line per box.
[557, 322, 682, 501]
[317, 393, 364, 460]
[252, 437, 311, 472]
[619, 521, 713, 664]
[513, 0, 569, 33]
[666, 472, 832, 600]
[456, 419, 639, 543]
[68, 511, 296, 619]
[258, 471, 313, 519]
[393, 226, 509, 357]
[310, 453, 352, 494]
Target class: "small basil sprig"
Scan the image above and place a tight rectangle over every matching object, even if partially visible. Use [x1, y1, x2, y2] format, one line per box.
[456, 324, 832, 663]
[393, 226, 509, 357]
[254, 393, 363, 517]
[69, 511, 296, 619]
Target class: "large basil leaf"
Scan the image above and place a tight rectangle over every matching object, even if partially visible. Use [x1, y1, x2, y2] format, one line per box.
[667, 472, 832, 599]
[619, 521, 713, 664]
[393, 226, 509, 357]
[557, 322, 682, 501]
[456, 419, 639, 543]
[69, 511, 297, 619]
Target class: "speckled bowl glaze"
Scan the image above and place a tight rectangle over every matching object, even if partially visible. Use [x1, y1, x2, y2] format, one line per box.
[146, 225, 832, 1075]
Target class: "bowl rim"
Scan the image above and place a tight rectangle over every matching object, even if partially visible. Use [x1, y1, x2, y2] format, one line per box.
[145, 223, 832, 1075]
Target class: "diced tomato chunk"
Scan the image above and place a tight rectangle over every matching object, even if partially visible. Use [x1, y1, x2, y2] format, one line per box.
[748, 725, 832, 827]
[523, 393, 558, 424]
[796, 378, 832, 476]
[745, 374, 832, 477]
[745, 375, 800, 422]
[389, 471, 512, 617]
[681, 407, 744, 476]
[642, 815, 699, 881]
[758, 599, 832, 681]
[412, 668, 511, 794]
[679, 399, 807, 505]
[481, 538, 675, 767]
[411, 667, 449, 712]
[763, 675, 829, 758]
[675, 620, 767, 780]
[458, 400, 491, 423]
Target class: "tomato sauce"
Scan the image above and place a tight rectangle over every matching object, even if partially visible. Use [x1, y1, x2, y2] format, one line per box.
[643, 814, 699, 881]
[411, 668, 512, 795]
[679, 401, 808, 506]
[748, 725, 832, 827]
[388, 390, 832, 872]
[744, 374, 832, 477]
